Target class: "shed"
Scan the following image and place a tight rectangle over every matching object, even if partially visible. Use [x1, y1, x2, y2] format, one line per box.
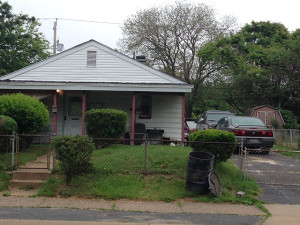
[0, 40, 193, 144]
[245, 105, 285, 127]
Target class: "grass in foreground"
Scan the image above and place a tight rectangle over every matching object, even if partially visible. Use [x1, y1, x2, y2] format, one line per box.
[38, 144, 261, 204]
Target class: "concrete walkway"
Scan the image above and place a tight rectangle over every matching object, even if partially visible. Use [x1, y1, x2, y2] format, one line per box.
[0, 194, 263, 216]
[263, 204, 300, 225]
[1, 190, 300, 224]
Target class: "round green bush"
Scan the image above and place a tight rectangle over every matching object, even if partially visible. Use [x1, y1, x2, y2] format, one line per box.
[0, 115, 17, 135]
[0, 93, 49, 134]
[85, 108, 127, 144]
[0, 115, 17, 154]
[189, 129, 237, 164]
[51, 135, 95, 184]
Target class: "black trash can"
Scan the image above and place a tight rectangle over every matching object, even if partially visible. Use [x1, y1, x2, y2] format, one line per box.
[186, 151, 214, 195]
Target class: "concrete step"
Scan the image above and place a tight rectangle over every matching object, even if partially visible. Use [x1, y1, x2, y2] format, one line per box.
[12, 169, 51, 181]
[10, 179, 46, 188]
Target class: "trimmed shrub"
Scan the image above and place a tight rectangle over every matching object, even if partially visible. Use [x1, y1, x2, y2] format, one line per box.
[0, 115, 17, 153]
[189, 129, 236, 164]
[0, 115, 17, 135]
[0, 93, 49, 149]
[51, 135, 95, 184]
[0, 93, 49, 134]
[85, 108, 127, 146]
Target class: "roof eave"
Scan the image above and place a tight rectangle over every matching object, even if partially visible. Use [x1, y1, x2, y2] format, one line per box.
[0, 81, 193, 93]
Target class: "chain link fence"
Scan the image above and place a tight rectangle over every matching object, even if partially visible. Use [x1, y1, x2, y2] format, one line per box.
[273, 129, 300, 149]
[232, 146, 300, 203]
[0, 133, 52, 170]
[0, 134, 14, 171]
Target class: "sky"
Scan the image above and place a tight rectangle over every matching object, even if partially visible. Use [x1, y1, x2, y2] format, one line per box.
[6, 0, 300, 51]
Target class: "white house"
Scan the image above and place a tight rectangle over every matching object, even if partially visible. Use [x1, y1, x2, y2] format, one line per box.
[0, 40, 193, 144]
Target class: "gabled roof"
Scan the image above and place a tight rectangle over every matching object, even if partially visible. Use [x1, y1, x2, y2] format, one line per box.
[0, 40, 192, 93]
[245, 105, 279, 116]
[245, 105, 285, 124]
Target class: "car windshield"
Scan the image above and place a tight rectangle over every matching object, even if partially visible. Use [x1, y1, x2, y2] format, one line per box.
[231, 117, 265, 127]
[207, 113, 233, 122]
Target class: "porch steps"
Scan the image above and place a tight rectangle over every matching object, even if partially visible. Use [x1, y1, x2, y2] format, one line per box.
[10, 169, 51, 188]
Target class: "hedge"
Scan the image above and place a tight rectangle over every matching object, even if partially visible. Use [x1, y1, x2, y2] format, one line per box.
[0, 93, 49, 134]
[189, 129, 236, 164]
[85, 108, 127, 140]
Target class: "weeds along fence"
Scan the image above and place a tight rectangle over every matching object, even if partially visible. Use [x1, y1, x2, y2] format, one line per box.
[273, 129, 300, 149]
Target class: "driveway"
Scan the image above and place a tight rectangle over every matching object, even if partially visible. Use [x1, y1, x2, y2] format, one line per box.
[232, 151, 300, 204]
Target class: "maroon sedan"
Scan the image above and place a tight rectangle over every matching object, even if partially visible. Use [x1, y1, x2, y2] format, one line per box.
[216, 116, 275, 153]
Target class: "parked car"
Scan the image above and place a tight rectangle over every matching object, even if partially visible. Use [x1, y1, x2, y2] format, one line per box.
[215, 116, 275, 153]
[195, 110, 235, 130]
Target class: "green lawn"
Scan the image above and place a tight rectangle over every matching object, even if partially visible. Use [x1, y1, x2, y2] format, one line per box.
[38, 144, 261, 204]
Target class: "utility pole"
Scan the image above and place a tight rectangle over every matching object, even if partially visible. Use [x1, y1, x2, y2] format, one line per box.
[53, 18, 57, 55]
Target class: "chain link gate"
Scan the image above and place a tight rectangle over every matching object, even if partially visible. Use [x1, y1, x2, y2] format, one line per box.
[8, 133, 55, 170]
[232, 141, 300, 203]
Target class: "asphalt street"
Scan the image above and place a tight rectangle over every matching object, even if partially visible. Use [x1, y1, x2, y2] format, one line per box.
[0, 207, 263, 225]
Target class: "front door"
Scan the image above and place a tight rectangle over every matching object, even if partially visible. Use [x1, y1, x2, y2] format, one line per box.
[64, 93, 82, 135]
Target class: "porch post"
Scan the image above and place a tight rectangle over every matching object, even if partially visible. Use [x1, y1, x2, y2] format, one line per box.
[181, 93, 185, 145]
[53, 91, 57, 135]
[131, 93, 136, 146]
[82, 91, 86, 136]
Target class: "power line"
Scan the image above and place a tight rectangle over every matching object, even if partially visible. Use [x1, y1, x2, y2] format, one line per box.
[38, 17, 122, 25]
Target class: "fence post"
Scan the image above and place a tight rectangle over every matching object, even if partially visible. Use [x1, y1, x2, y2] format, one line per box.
[144, 139, 148, 173]
[290, 129, 293, 148]
[239, 139, 244, 176]
[10, 132, 15, 169]
[47, 133, 51, 169]
[52, 133, 56, 171]
[243, 147, 247, 180]
[15, 133, 19, 168]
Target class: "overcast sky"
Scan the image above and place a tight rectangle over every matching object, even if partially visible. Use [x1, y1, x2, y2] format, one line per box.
[6, 0, 300, 51]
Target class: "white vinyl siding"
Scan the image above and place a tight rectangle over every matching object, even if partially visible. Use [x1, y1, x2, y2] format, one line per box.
[10, 46, 176, 84]
[136, 94, 182, 140]
[87, 92, 182, 140]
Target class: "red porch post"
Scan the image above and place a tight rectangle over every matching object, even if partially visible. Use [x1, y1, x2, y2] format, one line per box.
[82, 91, 86, 136]
[181, 93, 185, 145]
[53, 91, 57, 135]
[131, 93, 136, 146]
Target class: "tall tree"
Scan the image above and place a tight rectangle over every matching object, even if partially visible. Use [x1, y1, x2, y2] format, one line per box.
[118, 1, 236, 117]
[198, 21, 300, 117]
[0, 1, 50, 76]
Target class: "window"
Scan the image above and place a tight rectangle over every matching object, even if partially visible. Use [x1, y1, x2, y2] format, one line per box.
[87, 51, 97, 67]
[139, 95, 152, 119]
[68, 96, 82, 117]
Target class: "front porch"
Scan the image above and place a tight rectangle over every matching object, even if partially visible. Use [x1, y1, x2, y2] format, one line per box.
[45, 90, 186, 144]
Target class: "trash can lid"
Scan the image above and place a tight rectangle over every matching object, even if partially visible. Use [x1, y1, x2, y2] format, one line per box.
[209, 171, 222, 197]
